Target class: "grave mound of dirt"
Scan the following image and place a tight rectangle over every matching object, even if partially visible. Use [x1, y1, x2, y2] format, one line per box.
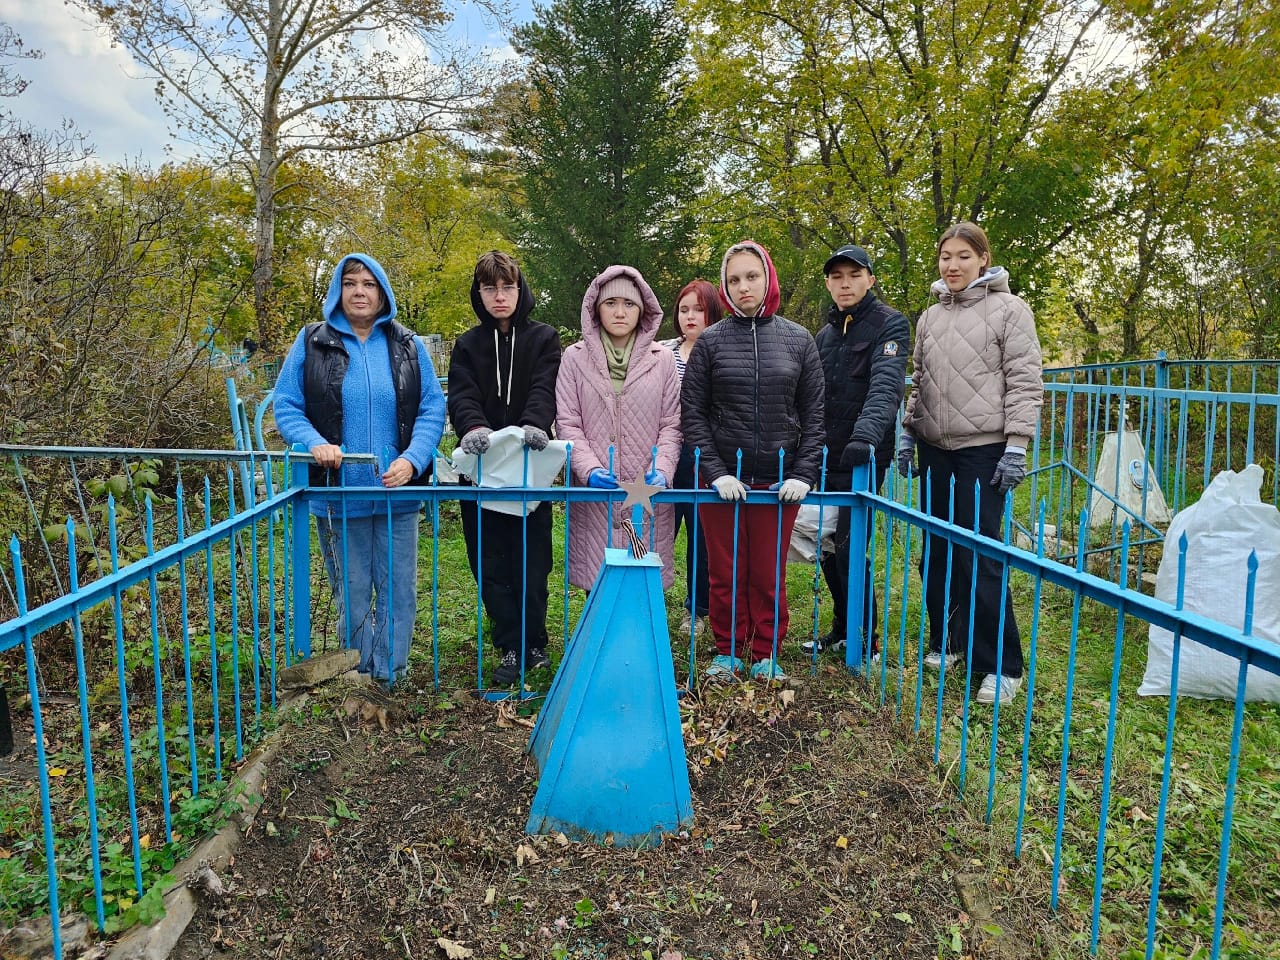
[171, 670, 1070, 959]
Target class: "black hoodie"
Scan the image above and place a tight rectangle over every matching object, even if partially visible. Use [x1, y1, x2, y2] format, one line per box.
[447, 271, 561, 436]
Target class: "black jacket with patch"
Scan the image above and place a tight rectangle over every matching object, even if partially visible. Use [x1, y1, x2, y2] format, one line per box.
[815, 291, 910, 486]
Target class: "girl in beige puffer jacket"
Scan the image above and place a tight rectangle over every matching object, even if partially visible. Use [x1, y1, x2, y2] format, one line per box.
[900, 221, 1043, 707]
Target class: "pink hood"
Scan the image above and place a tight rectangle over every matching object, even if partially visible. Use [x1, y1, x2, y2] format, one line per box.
[578, 264, 665, 360]
[719, 240, 782, 318]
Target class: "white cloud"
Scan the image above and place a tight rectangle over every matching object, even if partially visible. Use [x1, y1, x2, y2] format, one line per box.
[0, 0, 536, 168]
[0, 1, 189, 166]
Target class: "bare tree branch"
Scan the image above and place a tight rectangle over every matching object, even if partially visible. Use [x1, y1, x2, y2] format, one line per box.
[71, 0, 486, 351]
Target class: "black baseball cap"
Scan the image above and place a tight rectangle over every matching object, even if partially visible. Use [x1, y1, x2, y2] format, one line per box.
[823, 244, 874, 275]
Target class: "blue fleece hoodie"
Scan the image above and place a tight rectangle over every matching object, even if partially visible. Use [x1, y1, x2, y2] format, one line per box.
[273, 253, 446, 517]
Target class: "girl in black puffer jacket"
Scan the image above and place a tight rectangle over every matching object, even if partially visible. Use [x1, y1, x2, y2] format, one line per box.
[680, 240, 825, 682]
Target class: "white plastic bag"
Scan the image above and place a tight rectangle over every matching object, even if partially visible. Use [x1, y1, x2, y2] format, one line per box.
[1138, 464, 1280, 702]
[787, 502, 839, 564]
[1088, 428, 1172, 528]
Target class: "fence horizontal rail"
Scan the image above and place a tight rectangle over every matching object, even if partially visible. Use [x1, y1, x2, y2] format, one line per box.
[2, 452, 1278, 958]
[0, 445, 377, 463]
[868, 486, 1280, 677]
[0, 488, 297, 655]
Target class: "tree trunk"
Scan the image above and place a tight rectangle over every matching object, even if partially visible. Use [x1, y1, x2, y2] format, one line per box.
[252, 161, 277, 352]
[1073, 298, 1100, 365]
[253, 0, 283, 353]
[1121, 310, 1139, 357]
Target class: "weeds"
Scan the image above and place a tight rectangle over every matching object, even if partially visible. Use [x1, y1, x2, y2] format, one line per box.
[3, 486, 1278, 959]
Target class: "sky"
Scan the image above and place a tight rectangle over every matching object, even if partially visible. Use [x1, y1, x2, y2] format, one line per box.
[0, 0, 530, 168]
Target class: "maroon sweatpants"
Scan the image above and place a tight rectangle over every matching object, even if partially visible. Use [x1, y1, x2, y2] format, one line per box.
[698, 489, 799, 662]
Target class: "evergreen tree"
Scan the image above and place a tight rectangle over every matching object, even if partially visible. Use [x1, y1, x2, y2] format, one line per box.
[507, 0, 703, 325]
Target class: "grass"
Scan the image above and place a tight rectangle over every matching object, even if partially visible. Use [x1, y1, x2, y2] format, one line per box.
[857, 503, 1280, 959]
[3, 483, 1279, 958]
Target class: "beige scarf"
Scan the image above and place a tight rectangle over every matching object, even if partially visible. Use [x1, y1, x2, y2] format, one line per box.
[600, 329, 636, 393]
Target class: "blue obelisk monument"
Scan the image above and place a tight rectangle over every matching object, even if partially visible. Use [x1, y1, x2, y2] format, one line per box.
[525, 481, 693, 847]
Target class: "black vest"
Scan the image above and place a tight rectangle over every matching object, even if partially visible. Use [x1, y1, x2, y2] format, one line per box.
[301, 319, 431, 485]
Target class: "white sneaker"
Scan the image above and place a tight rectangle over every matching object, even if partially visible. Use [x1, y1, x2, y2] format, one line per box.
[975, 674, 1021, 705]
[923, 651, 961, 670]
[800, 632, 845, 655]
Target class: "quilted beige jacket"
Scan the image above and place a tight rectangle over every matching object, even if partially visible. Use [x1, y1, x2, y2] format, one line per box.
[903, 268, 1043, 450]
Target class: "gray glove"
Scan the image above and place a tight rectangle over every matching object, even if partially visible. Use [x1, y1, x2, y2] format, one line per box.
[460, 427, 491, 455]
[522, 425, 549, 450]
[711, 475, 748, 501]
[990, 449, 1027, 495]
[896, 432, 916, 478]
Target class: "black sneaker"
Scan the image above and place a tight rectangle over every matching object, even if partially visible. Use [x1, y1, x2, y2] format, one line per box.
[801, 632, 846, 655]
[491, 650, 521, 687]
[528, 646, 552, 669]
[801, 632, 881, 657]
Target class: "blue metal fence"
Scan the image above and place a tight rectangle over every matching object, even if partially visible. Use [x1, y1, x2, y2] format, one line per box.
[1, 437, 1278, 957]
[0, 452, 297, 956]
[857, 468, 1280, 958]
[1039, 355, 1280, 515]
[1026, 356, 1280, 596]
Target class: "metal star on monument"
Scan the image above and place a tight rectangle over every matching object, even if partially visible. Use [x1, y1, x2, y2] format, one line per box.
[618, 476, 663, 516]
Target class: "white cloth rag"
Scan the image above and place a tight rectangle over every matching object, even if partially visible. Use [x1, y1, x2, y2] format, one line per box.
[449, 425, 569, 516]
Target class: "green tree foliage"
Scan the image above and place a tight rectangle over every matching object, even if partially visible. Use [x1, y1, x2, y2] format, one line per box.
[2, 25, 233, 448]
[1221, 118, 1280, 356]
[684, 0, 1280, 360]
[73, 0, 479, 352]
[1, 162, 244, 448]
[1061, 0, 1280, 360]
[684, 0, 1116, 319]
[343, 137, 514, 339]
[505, 0, 704, 326]
[263, 158, 355, 338]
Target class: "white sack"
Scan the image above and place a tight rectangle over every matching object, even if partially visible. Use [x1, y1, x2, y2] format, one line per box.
[787, 502, 839, 564]
[1138, 464, 1280, 702]
[1089, 429, 1173, 528]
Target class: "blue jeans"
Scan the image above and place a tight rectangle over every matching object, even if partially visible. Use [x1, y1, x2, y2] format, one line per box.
[316, 510, 420, 682]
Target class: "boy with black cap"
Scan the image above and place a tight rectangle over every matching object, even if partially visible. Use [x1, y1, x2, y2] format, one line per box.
[803, 244, 909, 658]
[448, 250, 562, 686]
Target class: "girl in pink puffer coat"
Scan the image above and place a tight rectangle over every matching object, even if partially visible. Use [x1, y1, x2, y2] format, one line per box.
[556, 265, 682, 590]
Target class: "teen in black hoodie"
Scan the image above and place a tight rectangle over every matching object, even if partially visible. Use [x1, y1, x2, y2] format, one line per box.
[448, 251, 562, 687]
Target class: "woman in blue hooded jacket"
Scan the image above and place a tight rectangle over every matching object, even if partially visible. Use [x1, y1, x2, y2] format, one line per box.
[273, 254, 446, 685]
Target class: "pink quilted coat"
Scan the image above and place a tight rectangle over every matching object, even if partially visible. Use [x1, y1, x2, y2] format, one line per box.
[556, 265, 682, 590]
